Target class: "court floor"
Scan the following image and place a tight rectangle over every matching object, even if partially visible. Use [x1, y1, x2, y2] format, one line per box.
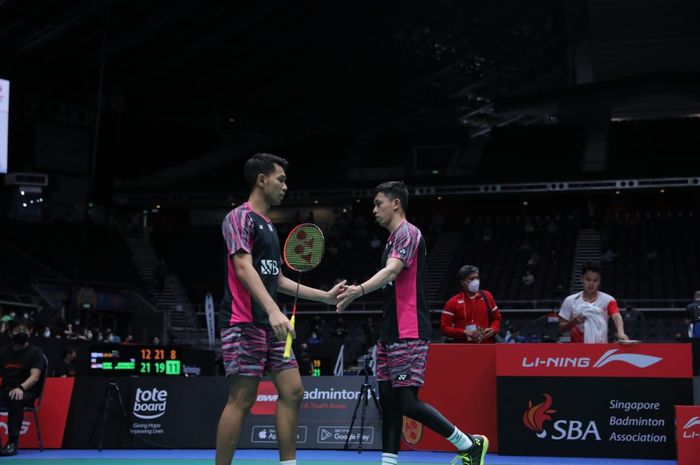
[0, 449, 676, 465]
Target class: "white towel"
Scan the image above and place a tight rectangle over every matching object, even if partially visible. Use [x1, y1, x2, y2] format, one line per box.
[579, 303, 608, 343]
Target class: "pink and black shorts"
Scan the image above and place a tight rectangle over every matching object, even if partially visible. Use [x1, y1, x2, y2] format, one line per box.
[376, 339, 429, 388]
[221, 323, 298, 378]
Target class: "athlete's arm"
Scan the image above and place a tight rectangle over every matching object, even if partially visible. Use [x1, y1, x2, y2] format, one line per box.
[336, 258, 404, 312]
[558, 315, 584, 332]
[232, 252, 293, 340]
[610, 312, 629, 341]
[278, 274, 346, 305]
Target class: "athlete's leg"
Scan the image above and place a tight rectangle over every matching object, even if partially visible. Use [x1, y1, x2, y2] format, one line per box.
[395, 386, 454, 436]
[215, 375, 260, 465]
[266, 325, 302, 463]
[217, 324, 268, 464]
[270, 368, 304, 462]
[379, 380, 403, 454]
[386, 339, 482, 458]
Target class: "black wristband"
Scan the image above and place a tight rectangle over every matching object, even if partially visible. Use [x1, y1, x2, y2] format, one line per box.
[17, 385, 24, 392]
[359, 284, 365, 296]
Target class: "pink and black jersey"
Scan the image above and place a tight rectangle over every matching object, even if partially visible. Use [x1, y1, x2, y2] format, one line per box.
[221, 202, 281, 327]
[380, 220, 431, 343]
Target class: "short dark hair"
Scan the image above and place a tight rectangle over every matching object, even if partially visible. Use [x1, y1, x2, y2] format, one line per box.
[243, 153, 288, 189]
[63, 347, 77, 358]
[8, 317, 31, 332]
[374, 181, 409, 213]
[581, 261, 602, 276]
[457, 265, 479, 280]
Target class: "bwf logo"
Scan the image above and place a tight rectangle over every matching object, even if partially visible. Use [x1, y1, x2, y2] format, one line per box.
[522, 393, 601, 441]
[133, 387, 168, 419]
[260, 260, 279, 276]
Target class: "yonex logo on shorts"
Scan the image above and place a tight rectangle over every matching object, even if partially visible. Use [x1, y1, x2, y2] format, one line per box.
[395, 374, 409, 381]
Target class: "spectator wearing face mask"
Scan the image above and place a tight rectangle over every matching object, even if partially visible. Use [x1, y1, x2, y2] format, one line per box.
[0, 318, 45, 456]
[440, 265, 502, 343]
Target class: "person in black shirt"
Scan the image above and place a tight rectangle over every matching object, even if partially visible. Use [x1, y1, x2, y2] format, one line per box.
[0, 318, 44, 456]
[53, 347, 77, 377]
[687, 291, 700, 338]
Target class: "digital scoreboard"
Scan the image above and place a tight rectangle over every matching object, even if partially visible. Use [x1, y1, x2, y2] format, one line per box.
[90, 345, 182, 376]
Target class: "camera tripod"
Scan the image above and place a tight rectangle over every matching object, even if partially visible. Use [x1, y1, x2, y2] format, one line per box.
[91, 379, 134, 450]
[344, 359, 382, 452]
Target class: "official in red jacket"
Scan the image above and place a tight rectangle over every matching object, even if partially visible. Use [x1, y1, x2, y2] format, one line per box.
[441, 265, 502, 343]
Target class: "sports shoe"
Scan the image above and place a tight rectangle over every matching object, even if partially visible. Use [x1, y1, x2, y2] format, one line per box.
[451, 434, 488, 465]
[0, 443, 17, 457]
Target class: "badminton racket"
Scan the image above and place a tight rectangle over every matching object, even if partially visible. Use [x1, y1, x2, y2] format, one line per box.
[282, 223, 325, 359]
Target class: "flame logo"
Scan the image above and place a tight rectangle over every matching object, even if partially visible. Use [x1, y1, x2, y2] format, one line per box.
[523, 393, 557, 438]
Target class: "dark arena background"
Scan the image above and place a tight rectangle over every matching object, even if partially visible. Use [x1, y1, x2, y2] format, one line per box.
[1, 1, 700, 464]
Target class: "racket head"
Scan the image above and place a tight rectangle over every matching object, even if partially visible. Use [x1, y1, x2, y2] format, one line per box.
[283, 223, 325, 272]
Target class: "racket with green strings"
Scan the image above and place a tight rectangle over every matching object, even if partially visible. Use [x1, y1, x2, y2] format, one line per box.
[282, 223, 325, 359]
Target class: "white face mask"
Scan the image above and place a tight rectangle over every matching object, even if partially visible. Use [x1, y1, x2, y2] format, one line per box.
[467, 279, 480, 293]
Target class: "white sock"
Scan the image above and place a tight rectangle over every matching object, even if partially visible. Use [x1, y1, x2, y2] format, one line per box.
[280, 460, 296, 465]
[447, 427, 473, 451]
[381, 452, 398, 465]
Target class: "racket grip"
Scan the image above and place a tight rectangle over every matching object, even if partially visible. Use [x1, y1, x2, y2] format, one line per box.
[283, 315, 296, 359]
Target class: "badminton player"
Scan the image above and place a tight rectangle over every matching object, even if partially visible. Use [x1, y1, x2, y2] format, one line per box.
[216, 153, 344, 465]
[337, 181, 488, 465]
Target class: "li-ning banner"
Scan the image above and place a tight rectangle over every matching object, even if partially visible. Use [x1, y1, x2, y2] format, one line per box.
[496, 343, 692, 378]
[497, 343, 694, 460]
[676, 405, 700, 465]
[62, 376, 380, 449]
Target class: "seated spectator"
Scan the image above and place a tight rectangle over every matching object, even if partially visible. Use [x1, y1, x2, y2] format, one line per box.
[527, 252, 540, 267]
[622, 304, 644, 323]
[687, 291, 700, 339]
[306, 331, 321, 345]
[601, 248, 617, 262]
[53, 347, 77, 377]
[0, 318, 45, 456]
[522, 269, 535, 286]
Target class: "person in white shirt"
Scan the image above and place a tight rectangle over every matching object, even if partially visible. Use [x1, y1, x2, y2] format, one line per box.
[558, 261, 630, 343]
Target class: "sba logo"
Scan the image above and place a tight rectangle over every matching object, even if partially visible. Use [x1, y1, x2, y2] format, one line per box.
[260, 260, 279, 276]
[522, 393, 600, 441]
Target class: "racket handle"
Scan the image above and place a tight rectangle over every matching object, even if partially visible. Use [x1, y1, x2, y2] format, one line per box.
[283, 315, 296, 359]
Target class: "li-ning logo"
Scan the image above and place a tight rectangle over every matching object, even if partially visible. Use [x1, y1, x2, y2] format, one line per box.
[521, 349, 663, 369]
[260, 260, 280, 275]
[523, 393, 556, 438]
[522, 394, 601, 441]
[133, 387, 168, 419]
[683, 416, 700, 439]
[591, 349, 662, 368]
[0, 420, 30, 436]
